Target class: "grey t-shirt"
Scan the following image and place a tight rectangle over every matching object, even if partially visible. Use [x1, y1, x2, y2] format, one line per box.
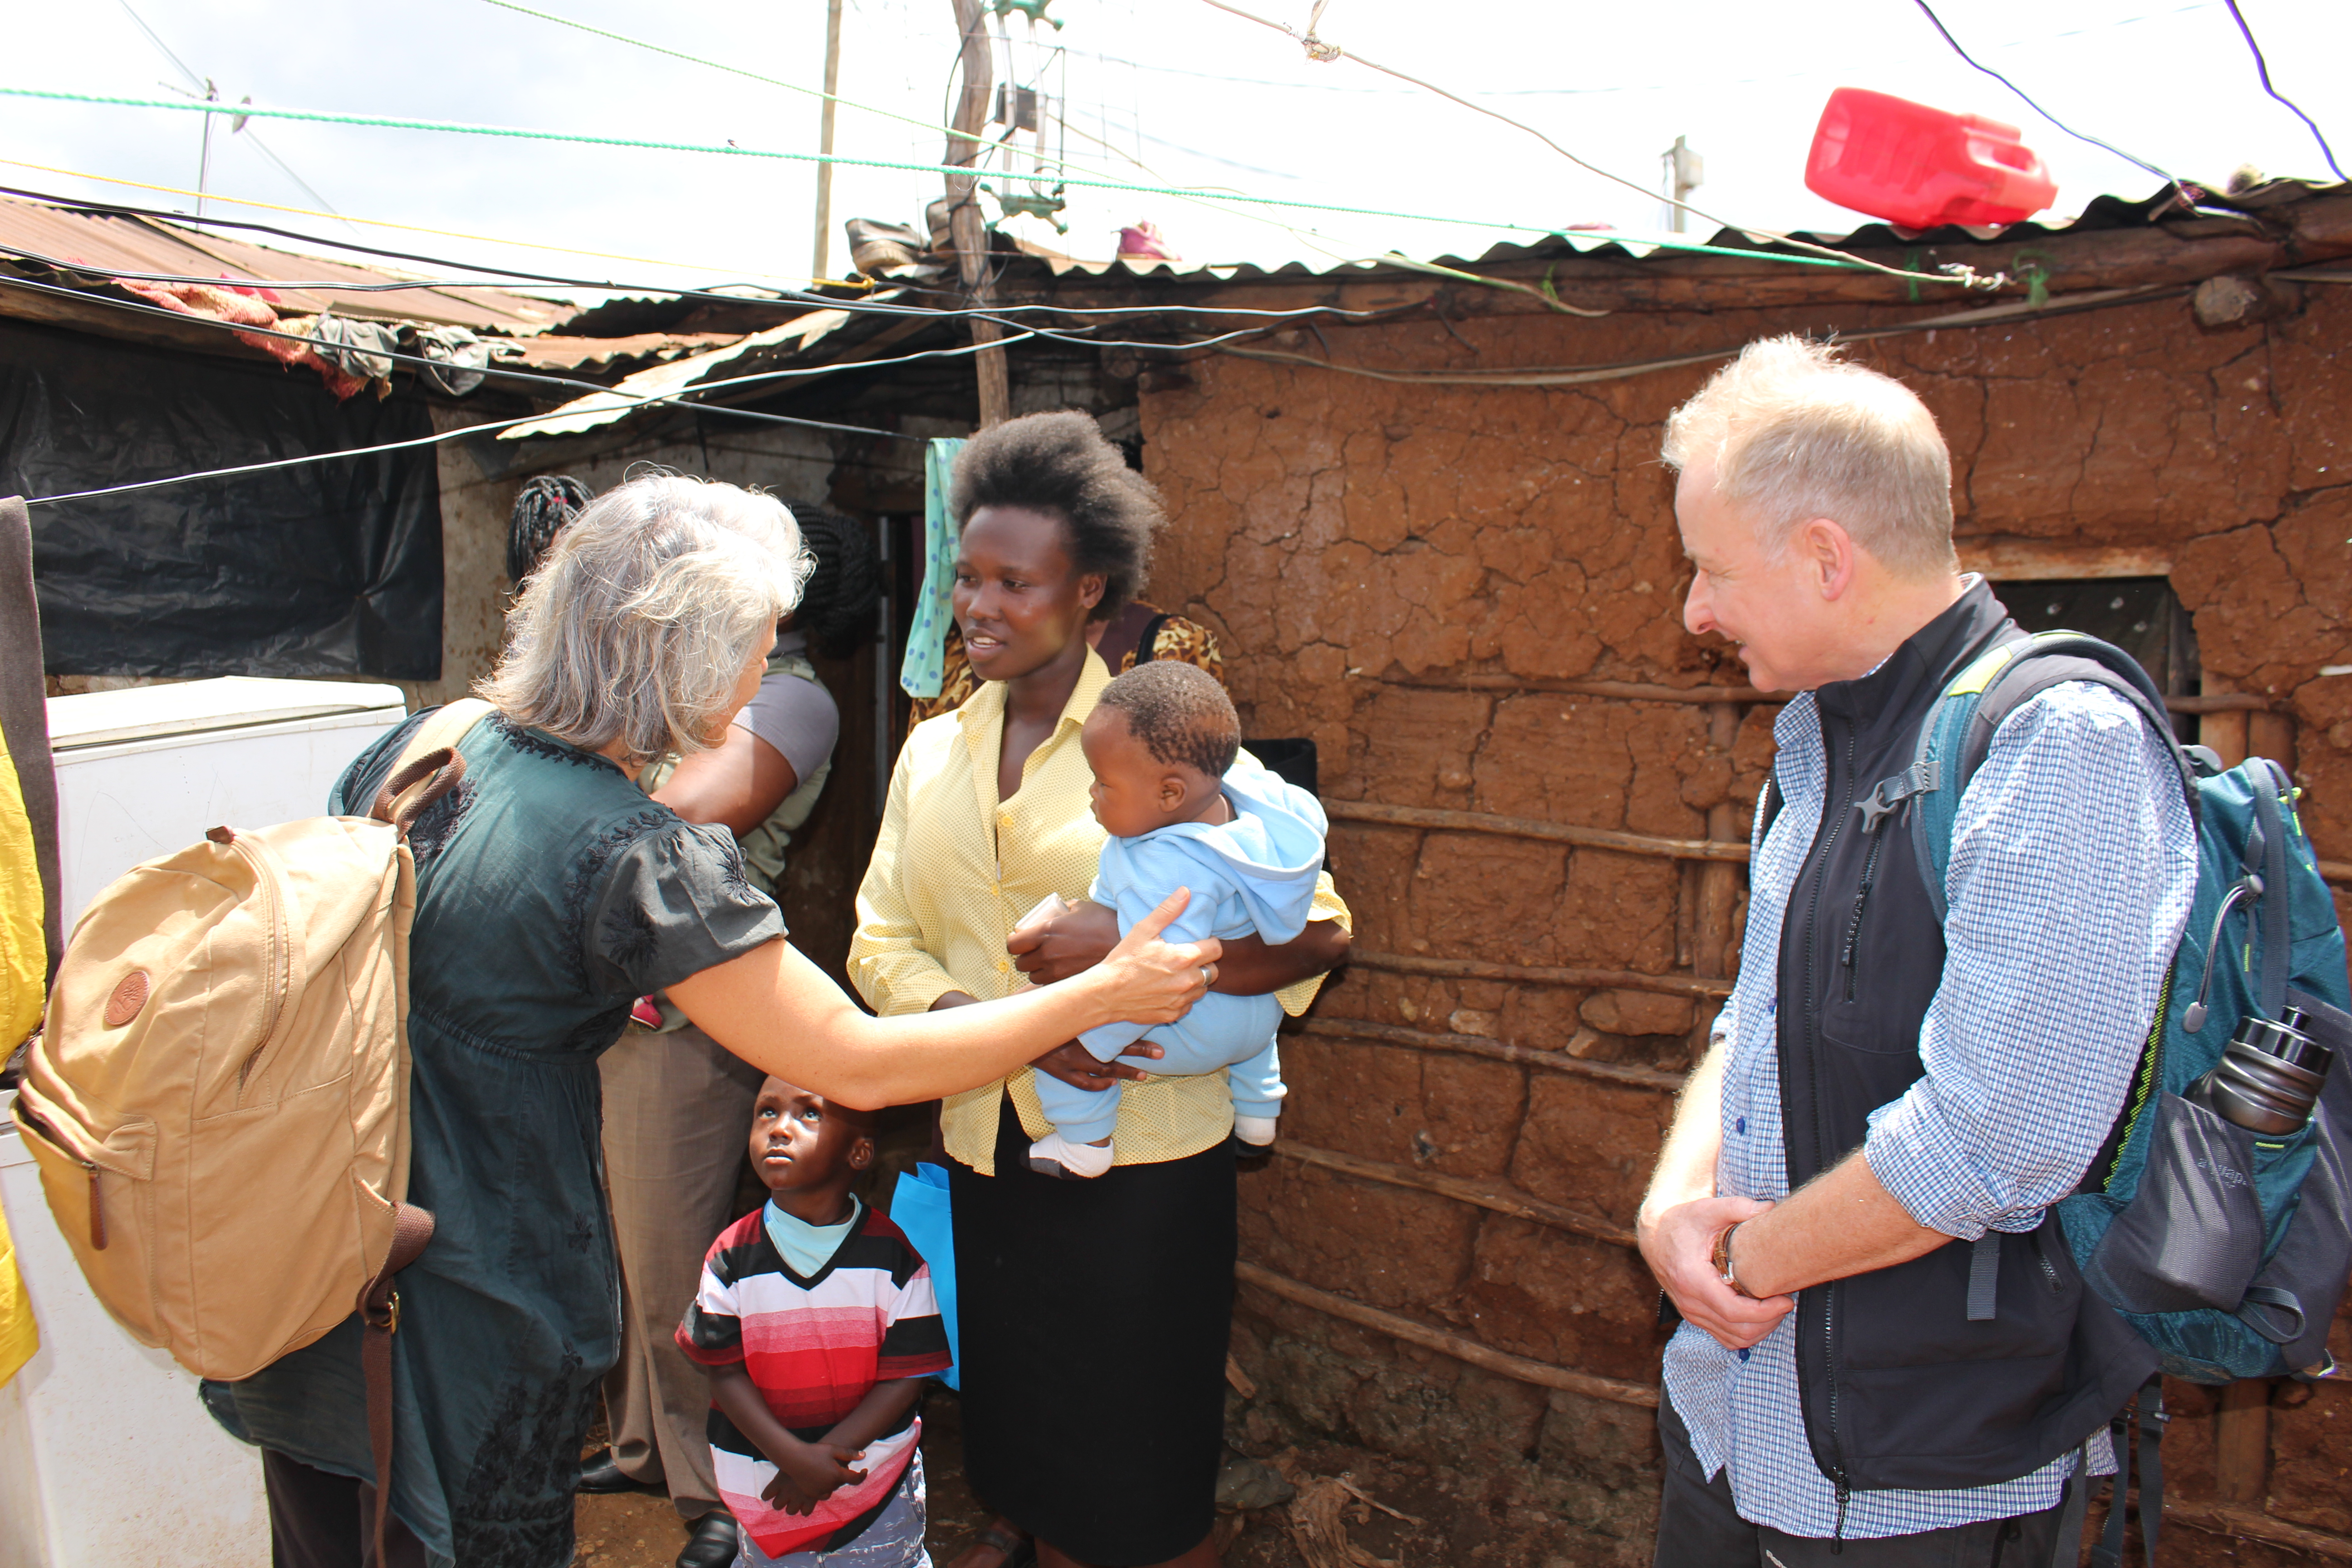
[734, 629, 840, 784]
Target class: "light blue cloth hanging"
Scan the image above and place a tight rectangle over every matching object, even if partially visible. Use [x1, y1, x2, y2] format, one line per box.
[898, 436, 967, 700]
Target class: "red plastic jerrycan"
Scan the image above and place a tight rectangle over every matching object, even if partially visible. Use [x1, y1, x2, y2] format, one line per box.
[1805, 87, 2058, 229]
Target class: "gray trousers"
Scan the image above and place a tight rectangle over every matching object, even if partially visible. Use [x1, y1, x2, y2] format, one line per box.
[600, 1023, 765, 1521]
[1654, 1393, 2073, 1568]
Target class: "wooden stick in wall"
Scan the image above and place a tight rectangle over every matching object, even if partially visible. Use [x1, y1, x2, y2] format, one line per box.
[1691, 702, 1744, 1054]
[1234, 1261, 1660, 1409]
[2164, 1500, 2352, 1561]
[1350, 949, 1734, 1001]
[1326, 799, 1750, 865]
[1385, 674, 1764, 703]
[2214, 1379, 2273, 1505]
[1289, 1016, 1686, 1093]
[1378, 672, 2264, 715]
[1273, 1141, 1638, 1249]
[2201, 674, 2251, 771]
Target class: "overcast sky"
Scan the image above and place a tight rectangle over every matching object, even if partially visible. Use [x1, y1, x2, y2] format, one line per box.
[3, 0, 2347, 300]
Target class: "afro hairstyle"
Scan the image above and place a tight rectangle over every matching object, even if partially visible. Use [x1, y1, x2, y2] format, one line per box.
[949, 410, 1164, 622]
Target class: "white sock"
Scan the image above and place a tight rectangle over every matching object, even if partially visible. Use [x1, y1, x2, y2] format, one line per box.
[1029, 1131, 1116, 1179]
[1233, 1114, 1279, 1147]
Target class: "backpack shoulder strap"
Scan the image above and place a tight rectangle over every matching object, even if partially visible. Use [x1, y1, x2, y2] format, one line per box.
[1900, 632, 2198, 924]
[358, 701, 484, 1563]
[369, 698, 493, 834]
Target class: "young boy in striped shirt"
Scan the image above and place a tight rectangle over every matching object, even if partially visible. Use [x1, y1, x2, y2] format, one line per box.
[677, 1078, 951, 1568]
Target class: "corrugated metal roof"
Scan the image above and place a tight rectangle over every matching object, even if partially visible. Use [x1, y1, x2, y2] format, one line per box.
[499, 181, 2352, 440]
[0, 196, 570, 333]
[503, 331, 748, 376]
[994, 182, 2340, 284]
[498, 292, 929, 439]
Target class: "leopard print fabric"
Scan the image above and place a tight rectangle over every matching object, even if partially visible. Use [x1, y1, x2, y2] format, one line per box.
[906, 613, 1226, 726]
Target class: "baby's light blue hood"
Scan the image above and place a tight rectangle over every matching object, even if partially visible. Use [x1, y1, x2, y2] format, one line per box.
[1159, 751, 1326, 942]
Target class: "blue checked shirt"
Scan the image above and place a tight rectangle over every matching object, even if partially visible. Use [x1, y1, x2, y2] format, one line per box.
[1660, 677, 2198, 1538]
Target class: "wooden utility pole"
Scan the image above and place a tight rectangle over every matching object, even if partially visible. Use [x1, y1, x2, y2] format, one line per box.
[947, 0, 1010, 426]
[811, 0, 844, 283]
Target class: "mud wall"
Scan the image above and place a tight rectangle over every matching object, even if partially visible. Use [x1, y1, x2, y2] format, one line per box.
[1138, 285, 2352, 1563]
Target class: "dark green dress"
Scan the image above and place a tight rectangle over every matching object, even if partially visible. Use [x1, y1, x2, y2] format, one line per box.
[204, 710, 784, 1568]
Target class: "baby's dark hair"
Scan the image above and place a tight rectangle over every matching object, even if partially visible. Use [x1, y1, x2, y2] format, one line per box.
[507, 474, 593, 584]
[791, 508, 882, 659]
[1098, 661, 1240, 779]
[950, 410, 1163, 622]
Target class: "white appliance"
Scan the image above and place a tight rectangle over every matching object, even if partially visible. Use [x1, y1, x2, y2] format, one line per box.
[0, 677, 408, 1568]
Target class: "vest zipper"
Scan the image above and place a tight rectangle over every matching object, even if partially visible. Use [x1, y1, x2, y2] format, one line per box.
[1804, 726, 1859, 1513]
[1839, 828, 1887, 1003]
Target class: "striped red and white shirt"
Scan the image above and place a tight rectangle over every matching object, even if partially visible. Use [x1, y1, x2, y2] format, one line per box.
[676, 1205, 951, 1557]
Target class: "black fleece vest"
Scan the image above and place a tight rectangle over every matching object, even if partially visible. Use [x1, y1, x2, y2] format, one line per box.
[1770, 580, 2156, 1500]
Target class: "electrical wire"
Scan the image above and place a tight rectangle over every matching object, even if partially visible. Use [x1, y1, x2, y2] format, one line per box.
[113, 0, 357, 234]
[1187, 0, 2002, 289]
[2218, 0, 2343, 182]
[0, 245, 1353, 406]
[1218, 285, 2178, 386]
[0, 157, 853, 290]
[0, 84, 1990, 287]
[1906, 0, 2188, 194]
[0, 267, 1014, 431]
[0, 84, 1564, 237]
[0, 179, 1395, 325]
[768, 0, 1380, 276]
[22, 281, 2192, 510]
[23, 410, 583, 505]
[486, 0, 1991, 290]
[1065, 6, 2222, 97]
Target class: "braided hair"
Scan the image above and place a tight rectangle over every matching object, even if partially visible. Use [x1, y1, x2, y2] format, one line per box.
[506, 474, 593, 584]
[791, 508, 883, 659]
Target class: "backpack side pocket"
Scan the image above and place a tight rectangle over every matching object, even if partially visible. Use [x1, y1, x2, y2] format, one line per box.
[2235, 1101, 2352, 1370]
[2084, 1093, 2266, 1314]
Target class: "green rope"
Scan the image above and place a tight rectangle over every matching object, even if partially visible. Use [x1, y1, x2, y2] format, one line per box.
[472, 2, 1975, 286]
[0, 83, 1976, 284]
[480, 0, 960, 152]
[0, 84, 1562, 231]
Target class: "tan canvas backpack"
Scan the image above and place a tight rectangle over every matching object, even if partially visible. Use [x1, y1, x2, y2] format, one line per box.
[11, 697, 489, 1553]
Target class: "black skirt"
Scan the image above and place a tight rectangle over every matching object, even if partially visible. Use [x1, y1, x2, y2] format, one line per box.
[951, 1097, 1236, 1565]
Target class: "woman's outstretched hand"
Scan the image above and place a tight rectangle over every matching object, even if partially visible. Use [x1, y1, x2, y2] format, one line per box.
[1092, 887, 1219, 1026]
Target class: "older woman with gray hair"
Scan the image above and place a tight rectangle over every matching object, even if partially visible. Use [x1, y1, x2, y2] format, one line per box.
[201, 474, 1218, 1568]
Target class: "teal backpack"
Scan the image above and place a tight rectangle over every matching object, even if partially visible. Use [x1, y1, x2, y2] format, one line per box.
[1896, 630, 2352, 1564]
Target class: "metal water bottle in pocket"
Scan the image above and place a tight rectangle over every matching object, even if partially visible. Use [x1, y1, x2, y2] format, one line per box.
[2195, 1007, 2333, 1135]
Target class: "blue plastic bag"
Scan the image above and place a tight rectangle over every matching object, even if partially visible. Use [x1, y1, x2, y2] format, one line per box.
[888, 1162, 959, 1389]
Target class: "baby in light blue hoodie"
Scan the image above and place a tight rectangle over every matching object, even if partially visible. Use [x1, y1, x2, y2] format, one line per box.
[1029, 661, 1327, 1179]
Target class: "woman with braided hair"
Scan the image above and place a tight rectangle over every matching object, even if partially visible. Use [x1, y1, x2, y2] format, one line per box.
[586, 505, 886, 1568]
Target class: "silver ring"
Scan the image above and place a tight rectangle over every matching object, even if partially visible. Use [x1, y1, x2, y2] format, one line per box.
[1200, 964, 1214, 984]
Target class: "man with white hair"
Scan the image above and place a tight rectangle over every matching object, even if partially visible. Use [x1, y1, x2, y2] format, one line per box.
[1637, 337, 2197, 1563]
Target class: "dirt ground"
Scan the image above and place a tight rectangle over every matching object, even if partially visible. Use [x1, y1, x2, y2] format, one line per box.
[572, 1388, 2329, 1568]
[569, 1390, 1411, 1568]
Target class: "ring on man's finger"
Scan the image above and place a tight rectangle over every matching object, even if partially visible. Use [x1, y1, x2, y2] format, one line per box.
[1199, 964, 1215, 985]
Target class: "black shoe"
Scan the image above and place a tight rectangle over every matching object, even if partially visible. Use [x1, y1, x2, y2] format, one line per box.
[677, 1511, 739, 1568]
[576, 1448, 662, 1495]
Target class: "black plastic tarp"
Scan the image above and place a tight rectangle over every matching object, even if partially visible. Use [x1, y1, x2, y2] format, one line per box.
[0, 318, 441, 678]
